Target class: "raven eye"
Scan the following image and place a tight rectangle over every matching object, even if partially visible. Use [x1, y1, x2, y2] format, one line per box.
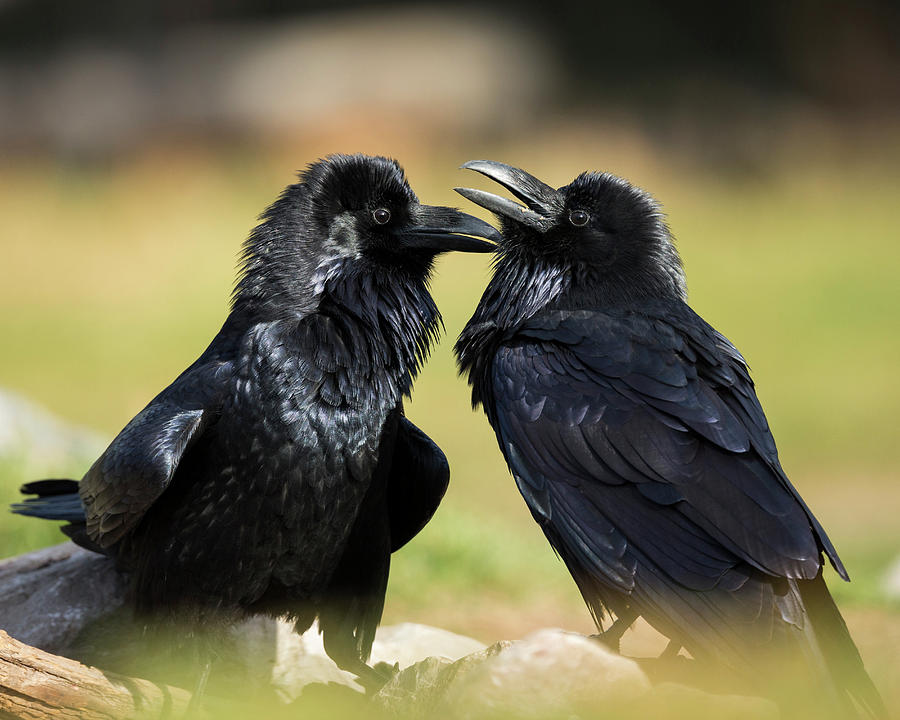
[373, 208, 391, 225]
[569, 210, 590, 227]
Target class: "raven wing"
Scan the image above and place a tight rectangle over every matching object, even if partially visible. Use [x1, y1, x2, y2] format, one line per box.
[488, 305, 844, 647]
[80, 360, 232, 549]
[387, 416, 450, 552]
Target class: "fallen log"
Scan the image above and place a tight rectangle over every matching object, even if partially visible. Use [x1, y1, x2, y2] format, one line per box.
[0, 629, 196, 719]
[0, 543, 197, 719]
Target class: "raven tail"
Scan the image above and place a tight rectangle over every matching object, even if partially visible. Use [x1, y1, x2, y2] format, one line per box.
[798, 573, 888, 719]
[12, 479, 104, 553]
[13, 479, 84, 521]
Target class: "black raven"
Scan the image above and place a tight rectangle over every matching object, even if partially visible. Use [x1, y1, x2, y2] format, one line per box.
[13, 154, 498, 688]
[454, 160, 885, 716]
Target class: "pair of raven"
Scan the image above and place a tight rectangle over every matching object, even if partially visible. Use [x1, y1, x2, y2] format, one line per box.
[14, 154, 884, 715]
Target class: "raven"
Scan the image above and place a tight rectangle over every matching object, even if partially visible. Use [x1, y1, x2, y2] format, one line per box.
[13, 153, 498, 689]
[454, 160, 885, 716]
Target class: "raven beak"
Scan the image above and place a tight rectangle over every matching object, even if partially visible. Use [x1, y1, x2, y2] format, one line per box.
[399, 204, 500, 253]
[454, 160, 563, 232]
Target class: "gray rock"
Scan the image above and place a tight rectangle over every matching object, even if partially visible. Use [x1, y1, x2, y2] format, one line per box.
[375, 641, 510, 718]
[375, 655, 455, 717]
[270, 620, 355, 698]
[375, 630, 777, 720]
[438, 629, 651, 719]
[371, 622, 488, 669]
[272, 621, 487, 701]
[228, 615, 280, 689]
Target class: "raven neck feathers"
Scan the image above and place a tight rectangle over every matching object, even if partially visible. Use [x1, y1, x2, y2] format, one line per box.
[480, 253, 571, 329]
[318, 264, 442, 397]
[228, 181, 440, 399]
[231, 182, 324, 320]
[455, 253, 568, 409]
[455, 244, 687, 409]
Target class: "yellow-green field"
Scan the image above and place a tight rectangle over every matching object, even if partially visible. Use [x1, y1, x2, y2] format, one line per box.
[1, 127, 898, 716]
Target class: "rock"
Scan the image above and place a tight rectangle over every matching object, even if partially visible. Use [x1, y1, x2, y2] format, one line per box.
[270, 620, 356, 699]
[437, 629, 651, 719]
[375, 641, 510, 718]
[227, 615, 280, 689]
[371, 622, 487, 670]
[375, 655, 455, 717]
[271, 621, 487, 701]
[375, 631, 777, 720]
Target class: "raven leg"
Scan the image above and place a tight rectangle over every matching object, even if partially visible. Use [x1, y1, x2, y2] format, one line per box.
[590, 607, 638, 653]
[322, 630, 394, 693]
[318, 468, 395, 693]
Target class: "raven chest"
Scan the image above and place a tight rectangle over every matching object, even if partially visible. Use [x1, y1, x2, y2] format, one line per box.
[205, 319, 398, 590]
[227, 319, 397, 494]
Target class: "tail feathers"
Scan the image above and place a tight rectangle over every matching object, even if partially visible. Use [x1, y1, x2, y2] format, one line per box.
[20, 478, 80, 496]
[798, 574, 888, 720]
[12, 478, 85, 522]
[13, 478, 108, 554]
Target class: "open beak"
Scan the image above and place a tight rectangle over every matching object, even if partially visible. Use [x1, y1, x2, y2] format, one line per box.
[398, 204, 499, 253]
[454, 160, 563, 232]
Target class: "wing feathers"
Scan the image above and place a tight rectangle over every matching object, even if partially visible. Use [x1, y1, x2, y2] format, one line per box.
[488, 305, 843, 654]
[80, 362, 229, 548]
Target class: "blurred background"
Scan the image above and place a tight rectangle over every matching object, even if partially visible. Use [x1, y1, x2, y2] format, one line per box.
[1, 0, 898, 714]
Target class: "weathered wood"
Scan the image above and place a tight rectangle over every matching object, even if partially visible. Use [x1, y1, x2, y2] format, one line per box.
[0, 629, 196, 719]
[0, 543, 126, 654]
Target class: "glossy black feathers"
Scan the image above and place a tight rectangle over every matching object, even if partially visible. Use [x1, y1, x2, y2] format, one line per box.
[455, 161, 884, 716]
[12, 154, 490, 684]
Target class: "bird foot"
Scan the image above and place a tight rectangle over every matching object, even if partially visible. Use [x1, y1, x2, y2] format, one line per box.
[589, 631, 621, 654]
[353, 660, 399, 694]
[589, 610, 638, 654]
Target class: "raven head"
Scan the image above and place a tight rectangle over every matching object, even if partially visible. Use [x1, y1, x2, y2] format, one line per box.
[302, 154, 498, 264]
[234, 154, 498, 318]
[456, 160, 686, 305]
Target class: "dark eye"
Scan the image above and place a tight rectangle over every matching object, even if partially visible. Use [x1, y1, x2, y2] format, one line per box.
[569, 210, 590, 227]
[373, 208, 391, 225]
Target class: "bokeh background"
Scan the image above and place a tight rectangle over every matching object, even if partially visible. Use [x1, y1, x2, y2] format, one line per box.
[2, 0, 898, 715]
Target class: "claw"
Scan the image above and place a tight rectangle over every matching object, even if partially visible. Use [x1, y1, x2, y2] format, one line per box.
[589, 608, 638, 654]
[590, 631, 622, 654]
